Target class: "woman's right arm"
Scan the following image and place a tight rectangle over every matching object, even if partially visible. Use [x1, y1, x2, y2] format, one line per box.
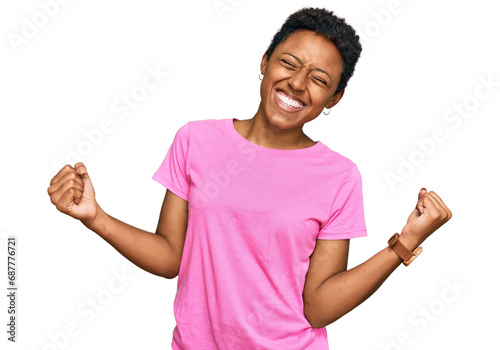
[47, 163, 188, 279]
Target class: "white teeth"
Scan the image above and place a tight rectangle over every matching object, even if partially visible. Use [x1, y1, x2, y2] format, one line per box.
[277, 91, 304, 109]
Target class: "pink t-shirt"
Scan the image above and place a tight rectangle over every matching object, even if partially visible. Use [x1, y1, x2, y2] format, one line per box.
[153, 118, 367, 350]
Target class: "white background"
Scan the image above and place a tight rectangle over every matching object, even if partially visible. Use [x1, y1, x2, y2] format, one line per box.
[1, 0, 499, 349]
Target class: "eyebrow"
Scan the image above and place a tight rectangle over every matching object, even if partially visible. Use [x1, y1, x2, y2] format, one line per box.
[283, 52, 332, 80]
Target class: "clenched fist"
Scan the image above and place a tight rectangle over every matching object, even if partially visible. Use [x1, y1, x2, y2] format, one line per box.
[401, 188, 452, 248]
[47, 162, 98, 224]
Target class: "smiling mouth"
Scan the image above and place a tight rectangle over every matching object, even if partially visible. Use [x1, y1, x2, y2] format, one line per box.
[276, 90, 305, 110]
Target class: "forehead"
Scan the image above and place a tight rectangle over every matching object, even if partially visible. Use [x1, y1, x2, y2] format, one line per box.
[274, 30, 343, 70]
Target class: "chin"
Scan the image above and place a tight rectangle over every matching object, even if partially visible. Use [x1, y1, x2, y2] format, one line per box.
[267, 113, 302, 131]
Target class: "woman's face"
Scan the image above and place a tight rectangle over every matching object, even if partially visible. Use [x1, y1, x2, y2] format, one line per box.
[259, 30, 344, 130]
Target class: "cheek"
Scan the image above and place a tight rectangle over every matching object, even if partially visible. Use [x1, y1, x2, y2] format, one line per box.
[309, 87, 332, 107]
[260, 74, 278, 100]
[260, 79, 270, 101]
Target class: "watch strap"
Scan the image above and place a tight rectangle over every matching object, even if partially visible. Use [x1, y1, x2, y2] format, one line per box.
[388, 233, 422, 266]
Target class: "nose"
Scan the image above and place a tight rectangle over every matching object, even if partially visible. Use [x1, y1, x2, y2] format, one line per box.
[288, 69, 308, 91]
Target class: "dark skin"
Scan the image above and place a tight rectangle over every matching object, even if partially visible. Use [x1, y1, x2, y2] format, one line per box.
[234, 30, 344, 150]
[48, 29, 452, 329]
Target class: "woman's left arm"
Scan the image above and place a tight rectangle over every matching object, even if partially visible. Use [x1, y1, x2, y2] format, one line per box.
[303, 189, 452, 328]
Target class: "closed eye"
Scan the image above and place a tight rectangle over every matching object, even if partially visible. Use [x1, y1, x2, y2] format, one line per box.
[313, 77, 328, 85]
[281, 59, 296, 68]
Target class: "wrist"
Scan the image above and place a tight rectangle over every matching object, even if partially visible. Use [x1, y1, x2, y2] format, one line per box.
[398, 228, 422, 252]
[81, 204, 106, 232]
[388, 232, 423, 266]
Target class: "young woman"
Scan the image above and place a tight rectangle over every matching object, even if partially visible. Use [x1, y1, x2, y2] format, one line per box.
[47, 8, 452, 350]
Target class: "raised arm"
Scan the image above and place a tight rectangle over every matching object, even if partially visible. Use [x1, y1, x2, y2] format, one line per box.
[47, 162, 188, 279]
[303, 189, 452, 328]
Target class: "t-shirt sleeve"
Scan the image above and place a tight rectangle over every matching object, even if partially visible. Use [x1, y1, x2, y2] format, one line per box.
[317, 165, 367, 240]
[152, 122, 190, 201]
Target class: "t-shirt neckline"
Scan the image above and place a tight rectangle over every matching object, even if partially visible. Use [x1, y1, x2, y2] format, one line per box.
[225, 118, 325, 158]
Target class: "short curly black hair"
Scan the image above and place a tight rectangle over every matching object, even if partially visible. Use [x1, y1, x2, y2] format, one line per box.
[265, 7, 362, 94]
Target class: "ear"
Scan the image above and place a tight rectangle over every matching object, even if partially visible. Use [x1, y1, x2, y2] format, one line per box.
[325, 89, 345, 109]
[260, 52, 269, 75]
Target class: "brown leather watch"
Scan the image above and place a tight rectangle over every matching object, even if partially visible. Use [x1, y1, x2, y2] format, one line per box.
[388, 233, 422, 266]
